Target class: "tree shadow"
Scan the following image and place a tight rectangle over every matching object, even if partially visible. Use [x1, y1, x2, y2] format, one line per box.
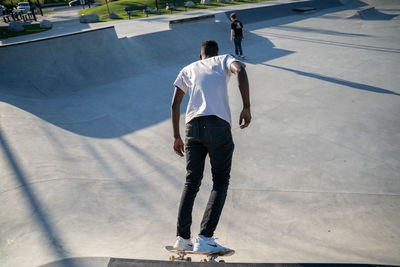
[0, 128, 74, 267]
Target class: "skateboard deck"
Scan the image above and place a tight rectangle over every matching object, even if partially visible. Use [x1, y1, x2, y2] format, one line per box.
[165, 245, 235, 262]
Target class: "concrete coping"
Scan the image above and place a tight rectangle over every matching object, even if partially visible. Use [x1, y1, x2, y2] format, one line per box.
[169, 14, 215, 24]
[0, 26, 115, 47]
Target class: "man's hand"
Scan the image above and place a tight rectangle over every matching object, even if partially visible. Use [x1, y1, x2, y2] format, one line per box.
[173, 137, 185, 157]
[239, 107, 251, 129]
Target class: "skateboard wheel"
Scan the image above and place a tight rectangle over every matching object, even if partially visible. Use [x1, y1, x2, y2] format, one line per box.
[186, 257, 192, 262]
[169, 255, 175, 261]
[200, 258, 207, 262]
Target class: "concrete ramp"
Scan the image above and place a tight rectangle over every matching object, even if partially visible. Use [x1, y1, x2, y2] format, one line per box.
[0, 21, 241, 99]
[0, 22, 288, 137]
[223, 0, 343, 24]
[349, 6, 398, 19]
[169, 14, 215, 25]
[0, 27, 138, 98]
[361, 0, 400, 5]
[340, 0, 400, 7]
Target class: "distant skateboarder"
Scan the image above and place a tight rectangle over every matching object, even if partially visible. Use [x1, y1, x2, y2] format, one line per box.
[171, 40, 251, 252]
[230, 13, 244, 58]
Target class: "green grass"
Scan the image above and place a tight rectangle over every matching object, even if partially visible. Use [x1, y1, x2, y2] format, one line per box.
[0, 24, 51, 39]
[79, 0, 271, 22]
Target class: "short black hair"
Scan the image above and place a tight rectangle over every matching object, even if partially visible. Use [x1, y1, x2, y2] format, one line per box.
[201, 40, 218, 57]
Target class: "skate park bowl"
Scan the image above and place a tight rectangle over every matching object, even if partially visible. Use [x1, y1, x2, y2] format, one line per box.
[348, 6, 398, 20]
[1, 0, 400, 266]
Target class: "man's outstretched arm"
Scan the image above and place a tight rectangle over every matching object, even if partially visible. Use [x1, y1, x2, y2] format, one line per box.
[171, 86, 185, 157]
[230, 61, 251, 128]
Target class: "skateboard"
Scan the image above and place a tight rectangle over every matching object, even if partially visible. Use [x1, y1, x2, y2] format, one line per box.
[165, 245, 235, 262]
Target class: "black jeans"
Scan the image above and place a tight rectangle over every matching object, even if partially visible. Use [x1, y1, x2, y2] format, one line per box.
[234, 36, 243, 56]
[177, 116, 235, 239]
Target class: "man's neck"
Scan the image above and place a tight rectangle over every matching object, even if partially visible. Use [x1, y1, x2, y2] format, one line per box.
[202, 55, 217, 60]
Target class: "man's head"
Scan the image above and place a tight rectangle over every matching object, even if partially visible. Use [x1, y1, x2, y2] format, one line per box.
[230, 13, 236, 21]
[200, 40, 219, 59]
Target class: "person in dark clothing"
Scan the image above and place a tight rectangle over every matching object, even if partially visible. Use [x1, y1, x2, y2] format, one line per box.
[230, 13, 244, 58]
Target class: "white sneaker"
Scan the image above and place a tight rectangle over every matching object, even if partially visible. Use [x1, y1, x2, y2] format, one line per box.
[193, 236, 229, 253]
[173, 236, 193, 251]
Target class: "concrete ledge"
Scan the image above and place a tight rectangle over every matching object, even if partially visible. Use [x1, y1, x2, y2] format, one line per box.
[0, 26, 116, 47]
[39, 257, 111, 267]
[169, 14, 215, 25]
[107, 258, 400, 267]
[38, 257, 400, 267]
[293, 7, 317, 12]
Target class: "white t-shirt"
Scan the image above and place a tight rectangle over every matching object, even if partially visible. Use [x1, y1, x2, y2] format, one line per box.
[174, 54, 237, 124]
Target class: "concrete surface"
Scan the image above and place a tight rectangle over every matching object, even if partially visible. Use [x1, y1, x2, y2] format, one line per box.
[40, 258, 400, 267]
[0, 0, 349, 45]
[1, 0, 400, 266]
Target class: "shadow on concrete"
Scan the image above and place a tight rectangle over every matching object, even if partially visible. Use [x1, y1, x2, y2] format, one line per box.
[268, 25, 370, 37]
[0, 127, 73, 267]
[222, 0, 350, 24]
[0, 17, 293, 138]
[349, 6, 399, 20]
[253, 31, 400, 54]
[263, 63, 400, 96]
[0, 0, 392, 139]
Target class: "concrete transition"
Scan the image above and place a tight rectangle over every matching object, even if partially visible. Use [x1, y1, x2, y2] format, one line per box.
[223, 0, 343, 23]
[169, 14, 215, 25]
[1, 0, 400, 267]
[349, 6, 398, 19]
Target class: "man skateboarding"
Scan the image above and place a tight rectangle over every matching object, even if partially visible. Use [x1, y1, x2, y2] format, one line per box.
[230, 13, 245, 58]
[171, 40, 251, 253]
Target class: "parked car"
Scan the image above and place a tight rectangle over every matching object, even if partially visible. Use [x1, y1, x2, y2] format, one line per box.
[69, 0, 94, 6]
[17, 2, 31, 11]
[0, 4, 5, 11]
